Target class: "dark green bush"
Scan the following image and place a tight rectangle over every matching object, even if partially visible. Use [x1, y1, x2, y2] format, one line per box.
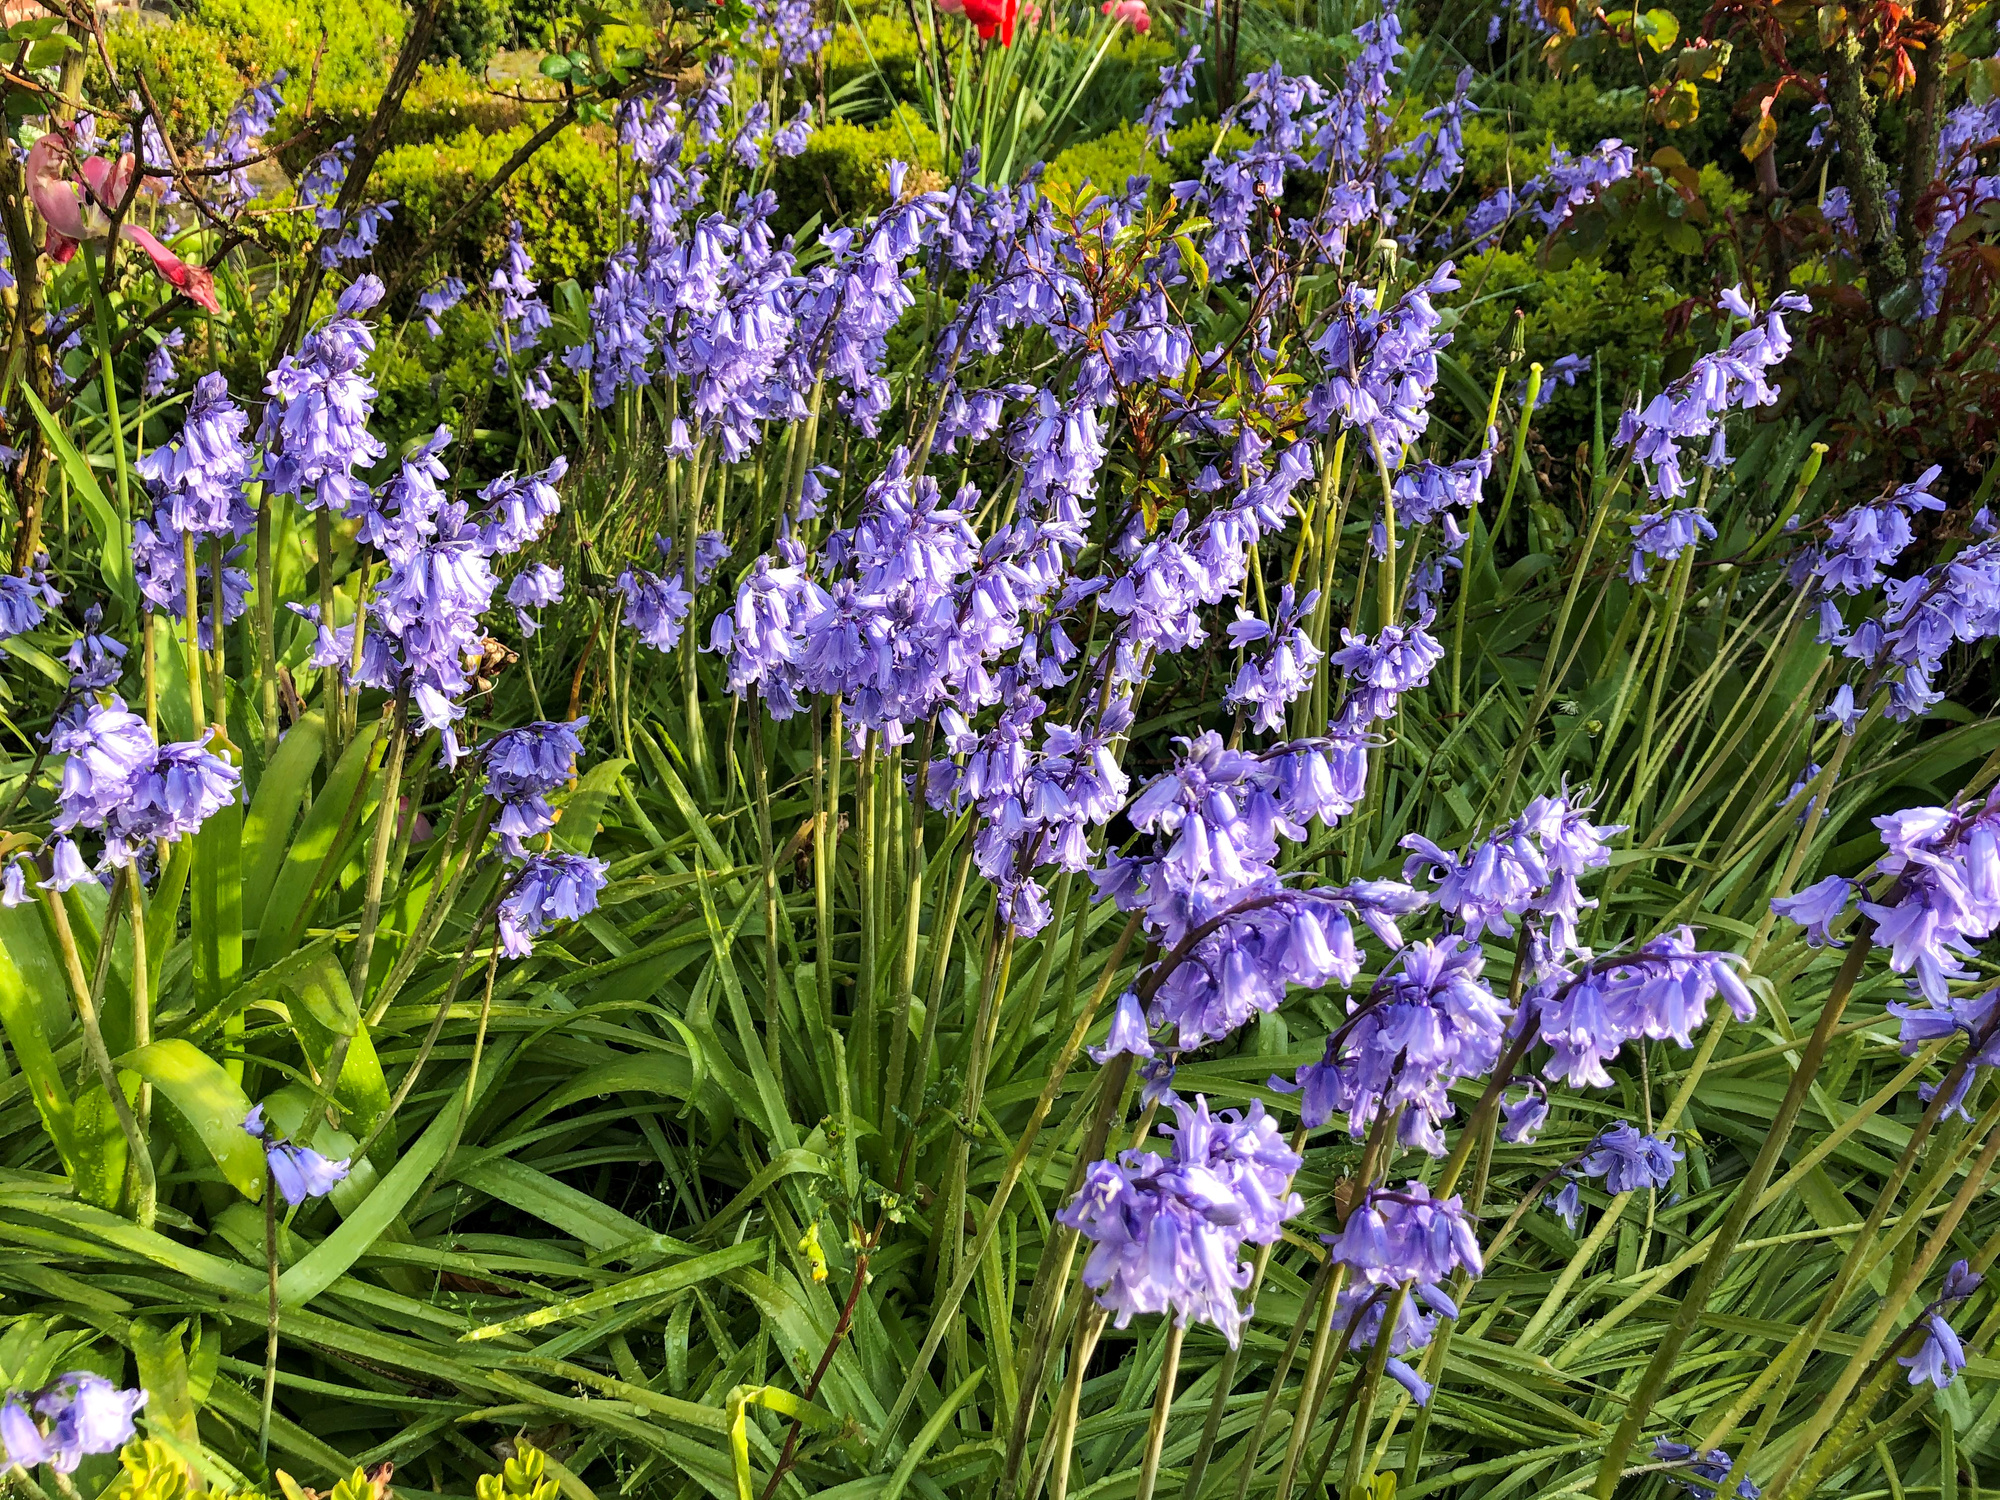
[273, 63, 542, 175]
[433, 0, 514, 71]
[1044, 119, 1160, 195]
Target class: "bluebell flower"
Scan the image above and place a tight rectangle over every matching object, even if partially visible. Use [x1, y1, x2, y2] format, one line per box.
[1057, 1097, 1301, 1346]
[417, 276, 466, 337]
[485, 718, 588, 857]
[498, 852, 609, 957]
[26, 1373, 145, 1472]
[0, 553, 63, 638]
[1577, 1121, 1681, 1193]
[243, 1104, 350, 1205]
[507, 563, 565, 636]
[1898, 1311, 1967, 1388]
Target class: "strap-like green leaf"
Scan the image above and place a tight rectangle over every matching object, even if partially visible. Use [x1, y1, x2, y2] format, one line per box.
[115, 1039, 264, 1199]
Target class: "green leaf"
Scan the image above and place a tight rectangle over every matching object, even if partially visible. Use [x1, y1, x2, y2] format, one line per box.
[192, 774, 244, 1015]
[115, 1039, 264, 1199]
[460, 1239, 767, 1341]
[250, 720, 383, 973]
[242, 715, 329, 933]
[18, 385, 133, 607]
[0, 904, 76, 1168]
[277, 1036, 514, 1306]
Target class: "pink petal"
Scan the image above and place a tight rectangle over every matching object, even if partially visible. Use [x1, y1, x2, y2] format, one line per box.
[119, 224, 221, 313]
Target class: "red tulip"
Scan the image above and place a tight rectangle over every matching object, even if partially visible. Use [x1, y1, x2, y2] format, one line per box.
[961, 0, 1017, 44]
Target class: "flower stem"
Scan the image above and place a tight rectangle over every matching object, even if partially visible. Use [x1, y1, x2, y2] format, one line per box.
[1135, 1321, 1186, 1500]
[259, 1156, 278, 1460]
[1589, 929, 1875, 1498]
[44, 886, 155, 1228]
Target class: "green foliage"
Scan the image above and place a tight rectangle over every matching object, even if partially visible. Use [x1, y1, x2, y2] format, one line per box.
[434, 0, 514, 71]
[371, 122, 623, 286]
[824, 8, 928, 113]
[1043, 118, 1160, 194]
[102, 18, 258, 143]
[770, 104, 944, 235]
[98, 1440, 197, 1500]
[168, 0, 409, 97]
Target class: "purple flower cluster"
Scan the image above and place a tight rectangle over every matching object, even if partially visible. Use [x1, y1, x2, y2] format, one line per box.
[1651, 1440, 1760, 1500]
[1056, 1097, 1302, 1345]
[1290, 938, 1509, 1153]
[1307, 267, 1459, 458]
[1547, 1121, 1681, 1230]
[1533, 930, 1756, 1088]
[0, 1373, 146, 1472]
[0, 554, 62, 638]
[1139, 46, 1202, 152]
[261, 277, 388, 516]
[498, 851, 610, 958]
[43, 697, 240, 883]
[1226, 586, 1322, 733]
[1617, 286, 1809, 506]
[1400, 787, 1621, 962]
[1325, 1184, 1483, 1404]
[485, 718, 587, 857]
[1898, 1260, 1982, 1388]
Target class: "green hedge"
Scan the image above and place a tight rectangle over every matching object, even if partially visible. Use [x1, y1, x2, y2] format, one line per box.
[371, 122, 624, 288]
[770, 105, 944, 236]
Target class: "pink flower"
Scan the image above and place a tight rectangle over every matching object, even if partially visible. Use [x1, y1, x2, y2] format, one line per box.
[26, 131, 218, 313]
[1101, 0, 1149, 28]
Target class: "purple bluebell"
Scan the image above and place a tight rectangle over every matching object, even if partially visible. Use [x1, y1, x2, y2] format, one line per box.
[485, 718, 588, 857]
[498, 852, 609, 957]
[1577, 1120, 1681, 1193]
[417, 276, 466, 337]
[1226, 586, 1323, 734]
[1899, 1312, 1967, 1388]
[1628, 508, 1718, 584]
[618, 539, 695, 653]
[50, 698, 156, 836]
[1652, 1441, 1746, 1500]
[0, 554, 63, 638]
[773, 103, 814, 157]
[1616, 289, 1809, 503]
[1856, 792, 2000, 1002]
[1330, 613, 1444, 727]
[1, 858, 30, 907]
[1090, 989, 1156, 1063]
[136, 372, 252, 537]
[142, 328, 185, 397]
[1500, 1080, 1548, 1142]
[103, 734, 243, 865]
[1810, 467, 1945, 595]
[480, 457, 568, 555]
[1056, 1097, 1301, 1345]
[62, 604, 126, 692]
[242, 1104, 351, 1204]
[260, 276, 387, 516]
[1770, 875, 1855, 946]
[1292, 938, 1510, 1153]
[1140, 46, 1202, 151]
[0, 1397, 47, 1467]
[507, 563, 565, 635]
[27, 1373, 146, 1472]
[490, 220, 552, 356]
[1535, 931, 1756, 1088]
[1547, 1178, 1582, 1231]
